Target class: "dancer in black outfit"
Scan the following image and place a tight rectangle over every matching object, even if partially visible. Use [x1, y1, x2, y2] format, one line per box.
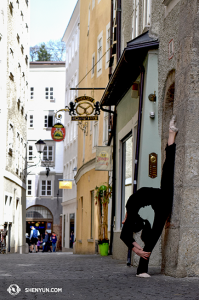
[120, 115, 178, 278]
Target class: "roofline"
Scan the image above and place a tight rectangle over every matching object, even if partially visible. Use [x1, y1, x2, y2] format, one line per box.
[30, 61, 65, 65]
[100, 33, 159, 107]
[62, 0, 79, 42]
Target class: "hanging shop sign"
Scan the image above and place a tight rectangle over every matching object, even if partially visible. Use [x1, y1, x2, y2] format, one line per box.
[51, 123, 65, 142]
[95, 146, 112, 171]
[55, 96, 101, 122]
[59, 181, 73, 189]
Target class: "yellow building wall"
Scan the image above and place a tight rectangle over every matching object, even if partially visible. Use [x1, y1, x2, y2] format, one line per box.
[76, 0, 111, 254]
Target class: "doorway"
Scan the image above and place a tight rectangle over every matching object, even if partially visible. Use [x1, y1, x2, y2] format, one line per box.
[69, 213, 75, 248]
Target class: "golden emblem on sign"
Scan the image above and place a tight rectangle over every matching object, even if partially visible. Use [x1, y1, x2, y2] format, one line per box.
[76, 102, 94, 115]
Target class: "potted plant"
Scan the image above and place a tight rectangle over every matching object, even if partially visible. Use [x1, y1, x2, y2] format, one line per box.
[95, 183, 112, 256]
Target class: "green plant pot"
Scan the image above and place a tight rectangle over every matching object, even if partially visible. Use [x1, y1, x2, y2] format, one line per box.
[99, 243, 109, 256]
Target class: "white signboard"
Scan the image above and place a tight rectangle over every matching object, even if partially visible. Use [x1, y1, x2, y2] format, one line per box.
[95, 146, 112, 171]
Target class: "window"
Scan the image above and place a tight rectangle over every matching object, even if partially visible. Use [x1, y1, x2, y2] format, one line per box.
[93, 121, 98, 147]
[142, 0, 151, 31]
[92, 0, 95, 9]
[9, 196, 12, 206]
[66, 51, 69, 68]
[72, 38, 74, 58]
[103, 111, 109, 143]
[15, 132, 20, 170]
[27, 180, 32, 195]
[30, 87, 34, 99]
[75, 32, 78, 53]
[69, 45, 71, 63]
[9, 48, 14, 80]
[44, 115, 53, 128]
[28, 145, 33, 161]
[45, 87, 53, 100]
[106, 23, 110, 68]
[8, 123, 14, 150]
[97, 32, 103, 76]
[91, 190, 95, 238]
[70, 122, 73, 142]
[41, 180, 52, 196]
[88, 5, 90, 35]
[29, 115, 33, 127]
[121, 134, 133, 224]
[43, 146, 53, 161]
[132, 0, 139, 39]
[5, 195, 8, 205]
[91, 53, 95, 77]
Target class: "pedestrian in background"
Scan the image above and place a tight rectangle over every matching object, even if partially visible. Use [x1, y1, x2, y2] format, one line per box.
[51, 232, 57, 252]
[42, 231, 49, 252]
[29, 226, 39, 253]
[70, 231, 74, 248]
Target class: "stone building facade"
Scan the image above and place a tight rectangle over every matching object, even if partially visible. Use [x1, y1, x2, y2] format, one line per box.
[0, 0, 29, 253]
[149, 0, 199, 277]
[26, 62, 65, 250]
[61, 0, 80, 251]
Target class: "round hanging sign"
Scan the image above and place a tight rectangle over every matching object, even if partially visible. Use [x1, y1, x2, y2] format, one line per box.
[51, 123, 66, 142]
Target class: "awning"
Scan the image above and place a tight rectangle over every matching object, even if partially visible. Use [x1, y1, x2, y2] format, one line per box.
[100, 31, 159, 107]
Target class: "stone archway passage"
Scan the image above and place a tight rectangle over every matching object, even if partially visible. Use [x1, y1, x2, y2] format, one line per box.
[26, 205, 53, 239]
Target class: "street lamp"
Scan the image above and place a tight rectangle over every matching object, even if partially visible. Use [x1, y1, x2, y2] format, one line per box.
[35, 139, 46, 154]
[25, 139, 46, 175]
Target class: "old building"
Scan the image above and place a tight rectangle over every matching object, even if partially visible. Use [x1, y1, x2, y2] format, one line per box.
[100, 0, 161, 266]
[75, 0, 111, 254]
[0, 0, 29, 253]
[26, 62, 65, 249]
[149, 0, 199, 277]
[61, 0, 80, 251]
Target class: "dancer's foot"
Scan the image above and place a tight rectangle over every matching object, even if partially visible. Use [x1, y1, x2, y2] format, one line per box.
[169, 115, 178, 133]
[136, 273, 151, 278]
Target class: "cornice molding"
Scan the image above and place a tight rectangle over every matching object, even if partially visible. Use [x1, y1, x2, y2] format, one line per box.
[75, 158, 96, 183]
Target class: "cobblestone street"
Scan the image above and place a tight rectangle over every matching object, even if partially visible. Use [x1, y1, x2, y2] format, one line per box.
[0, 252, 198, 300]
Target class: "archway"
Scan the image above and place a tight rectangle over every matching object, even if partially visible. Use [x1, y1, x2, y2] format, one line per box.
[161, 69, 176, 271]
[26, 205, 53, 238]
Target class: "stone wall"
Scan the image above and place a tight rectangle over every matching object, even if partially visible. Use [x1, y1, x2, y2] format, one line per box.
[150, 0, 199, 277]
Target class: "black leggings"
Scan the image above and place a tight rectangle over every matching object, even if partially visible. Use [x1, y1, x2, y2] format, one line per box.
[121, 143, 176, 274]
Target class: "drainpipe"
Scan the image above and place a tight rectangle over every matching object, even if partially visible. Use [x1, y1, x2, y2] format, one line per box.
[127, 66, 145, 262]
[133, 66, 145, 194]
[117, 0, 122, 62]
[109, 0, 113, 79]
[100, 105, 116, 255]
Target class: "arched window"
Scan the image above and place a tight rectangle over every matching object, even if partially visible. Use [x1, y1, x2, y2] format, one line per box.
[26, 205, 53, 220]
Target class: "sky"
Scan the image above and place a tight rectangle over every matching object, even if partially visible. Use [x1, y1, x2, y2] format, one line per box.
[30, 0, 78, 46]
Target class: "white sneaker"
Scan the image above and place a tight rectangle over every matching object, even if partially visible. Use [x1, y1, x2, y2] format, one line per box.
[169, 115, 178, 132]
[136, 273, 151, 278]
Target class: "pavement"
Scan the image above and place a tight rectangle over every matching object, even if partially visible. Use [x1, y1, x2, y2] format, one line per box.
[0, 252, 198, 300]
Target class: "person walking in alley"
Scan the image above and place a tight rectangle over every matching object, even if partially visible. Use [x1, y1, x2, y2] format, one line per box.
[42, 231, 49, 252]
[51, 232, 57, 252]
[70, 231, 74, 248]
[29, 226, 39, 253]
[120, 115, 178, 278]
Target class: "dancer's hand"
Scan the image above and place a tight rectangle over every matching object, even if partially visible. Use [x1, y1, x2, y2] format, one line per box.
[132, 247, 151, 260]
[132, 241, 143, 251]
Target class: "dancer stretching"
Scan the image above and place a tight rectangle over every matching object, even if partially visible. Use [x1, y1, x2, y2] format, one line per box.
[120, 115, 178, 278]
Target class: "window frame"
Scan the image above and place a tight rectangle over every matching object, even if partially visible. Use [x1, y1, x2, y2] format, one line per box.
[42, 145, 54, 161]
[45, 87, 54, 100]
[105, 23, 110, 69]
[27, 179, 32, 196]
[97, 31, 103, 77]
[91, 53, 95, 78]
[41, 180, 52, 196]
